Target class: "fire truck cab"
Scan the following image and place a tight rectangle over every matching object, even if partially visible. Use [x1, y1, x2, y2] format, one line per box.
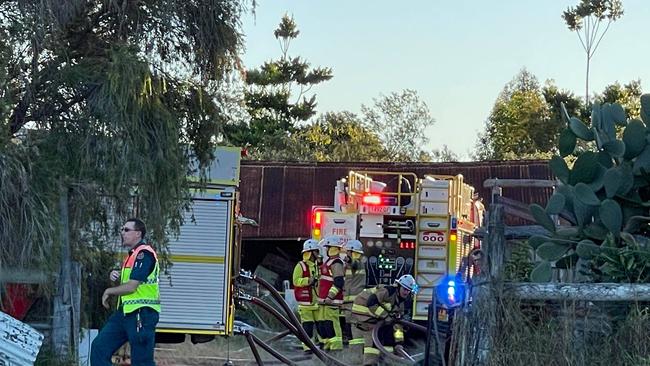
[312, 171, 483, 320]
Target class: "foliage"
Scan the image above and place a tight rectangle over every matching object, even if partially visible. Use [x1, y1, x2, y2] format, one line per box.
[431, 144, 460, 162]
[504, 241, 534, 281]
[361, 89, 435, 162]
[595, 79, 643, 119]
[528, 94, 650, 283]
[285, 111, 388, 162]
[0, 1, 248, 276]
[475, 69, 558, 160]
[223, 15, 333, 159]
[562, 0, 624, 104]
[475, 69, 644, 161]
[543, 80, 587, 123]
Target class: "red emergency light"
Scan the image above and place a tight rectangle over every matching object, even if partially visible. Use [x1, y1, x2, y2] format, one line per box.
[312, 210, 323, 239]
[362, 194, 382, 205]
[399, 241, 415, 249]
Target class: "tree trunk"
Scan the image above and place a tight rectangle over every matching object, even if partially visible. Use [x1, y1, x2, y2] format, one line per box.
[585, 55, 590, 105]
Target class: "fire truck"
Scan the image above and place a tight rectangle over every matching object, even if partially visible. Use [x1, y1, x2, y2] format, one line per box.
[311, 171, 483, 320]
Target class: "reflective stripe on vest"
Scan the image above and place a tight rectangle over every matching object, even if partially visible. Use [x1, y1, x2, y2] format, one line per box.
[318, 257, 344, 304]
[120, 244, 161, 314]
[294, 261, 314, 305]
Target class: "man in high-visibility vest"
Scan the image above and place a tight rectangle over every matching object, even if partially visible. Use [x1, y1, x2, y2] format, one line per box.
[292, 239, 321, 351]
[91, 218, 160, 366]
[341, 239, 366, 350]
[317, 236, 346, 351]
[351, 274, 418, 366]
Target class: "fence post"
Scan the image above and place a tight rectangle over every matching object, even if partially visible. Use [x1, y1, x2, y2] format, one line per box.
[52, 188, 75, 361]
[473, 203, 505, 365]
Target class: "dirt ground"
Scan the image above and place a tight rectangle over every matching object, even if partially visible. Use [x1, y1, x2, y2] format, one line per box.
[152, 332, 321, 366]
[151, 333, 372, 366]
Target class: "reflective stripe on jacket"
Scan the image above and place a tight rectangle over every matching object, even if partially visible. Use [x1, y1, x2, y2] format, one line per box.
[119, 244, 160, 314]
[292, 260, 317, 306]
[343, 260, 366, 303]
[318, 257, 344, 304]
[351, 285, 405, 324]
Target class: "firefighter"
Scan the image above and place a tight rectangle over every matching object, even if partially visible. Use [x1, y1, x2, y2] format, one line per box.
[351, 274, 418, 366]
[292, 239, 321, 351]
[316, 236, 346, 351]
[341, 239, 366, 349]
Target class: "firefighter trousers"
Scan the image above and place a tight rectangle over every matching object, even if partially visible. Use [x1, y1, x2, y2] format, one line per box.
[317, 305, 342, 351]
[341, 304, 364, 347]
[351, 322, 379, 366]
[298, 305, 320, 351]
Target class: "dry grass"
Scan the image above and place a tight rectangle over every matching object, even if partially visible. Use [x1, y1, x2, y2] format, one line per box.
[451, 297, 650, 366]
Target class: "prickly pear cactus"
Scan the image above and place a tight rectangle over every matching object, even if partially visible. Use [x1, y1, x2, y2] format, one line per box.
[529, 94, 650, 283]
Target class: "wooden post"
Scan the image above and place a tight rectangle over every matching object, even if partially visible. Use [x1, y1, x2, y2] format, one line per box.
[52, 189, 75, 361]
[473, 204, 505, 365]
[487, 205, 505, 283]
[71, 261, 82, 358]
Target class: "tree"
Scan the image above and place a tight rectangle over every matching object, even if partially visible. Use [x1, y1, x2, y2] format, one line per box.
[288, 111, 387, 162]
[563, 0, 624, 104]
[0, 0, 247, 287]
[362, 89, 435, 162]
[475, 70, 558, 160]
[431, 145, 460, 162]
[223, 15, 333, 158]
[543, 80, 586, 124]
[594, 79, 643, 119]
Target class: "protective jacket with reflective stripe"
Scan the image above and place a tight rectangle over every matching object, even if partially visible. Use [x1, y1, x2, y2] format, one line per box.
[119, 244, 160, 314]
[292, 260, 318, 306]
[343, 260, 366, 304]
[318, 257, 344, 304]
[351, 285, 406, 324]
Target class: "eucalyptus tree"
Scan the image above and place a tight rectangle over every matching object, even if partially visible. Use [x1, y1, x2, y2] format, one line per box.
[362, 89, 435, 162]
[0, 1, 249, 270]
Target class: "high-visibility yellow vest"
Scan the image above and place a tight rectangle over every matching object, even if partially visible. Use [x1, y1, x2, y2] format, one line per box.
[119, 244, 161, 314]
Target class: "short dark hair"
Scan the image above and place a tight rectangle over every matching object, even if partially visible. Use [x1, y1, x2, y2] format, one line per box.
[126, 218, 146, 239]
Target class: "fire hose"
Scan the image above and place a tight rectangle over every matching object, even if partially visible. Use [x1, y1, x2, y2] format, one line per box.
[238, 270, 351, 366]
[371, 318, 428, 364]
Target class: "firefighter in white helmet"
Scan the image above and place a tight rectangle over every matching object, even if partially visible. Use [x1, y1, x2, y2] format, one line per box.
[292, 239, 321, 351]
[316, 236, 346, 351]
[340, 240, 366, 351]
[351, 274, 418, 365]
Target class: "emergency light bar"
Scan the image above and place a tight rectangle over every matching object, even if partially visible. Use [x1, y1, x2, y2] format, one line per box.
[362, 194, 382, 205]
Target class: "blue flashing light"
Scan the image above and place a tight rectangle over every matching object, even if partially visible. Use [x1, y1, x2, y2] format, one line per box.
[436, 275, 465, 308]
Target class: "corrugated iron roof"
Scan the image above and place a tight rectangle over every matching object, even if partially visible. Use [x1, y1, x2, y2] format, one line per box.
[0, 311, 44, 366]
[239, 160, 555, 239]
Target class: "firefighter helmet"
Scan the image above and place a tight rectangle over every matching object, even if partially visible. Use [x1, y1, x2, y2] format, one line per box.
[345, 239, 364, 254]
[396, 274, 418, 294]
[302, 239, 320, 253]
[320, 236, 345, 248]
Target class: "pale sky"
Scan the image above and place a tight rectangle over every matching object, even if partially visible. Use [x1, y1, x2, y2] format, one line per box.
[241, 1, 650, 160]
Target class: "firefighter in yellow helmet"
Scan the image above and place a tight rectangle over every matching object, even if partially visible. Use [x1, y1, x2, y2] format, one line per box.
[292, 239, 321, 351]
[316, 236, 346, 351]
[340, 239, 366, 351]
[351, 274, 418, 366]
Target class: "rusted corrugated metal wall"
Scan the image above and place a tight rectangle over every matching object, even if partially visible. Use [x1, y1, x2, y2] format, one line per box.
[240, 160, 555, 239]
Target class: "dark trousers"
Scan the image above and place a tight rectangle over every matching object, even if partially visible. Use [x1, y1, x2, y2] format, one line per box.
[91, 307, 159, 366]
